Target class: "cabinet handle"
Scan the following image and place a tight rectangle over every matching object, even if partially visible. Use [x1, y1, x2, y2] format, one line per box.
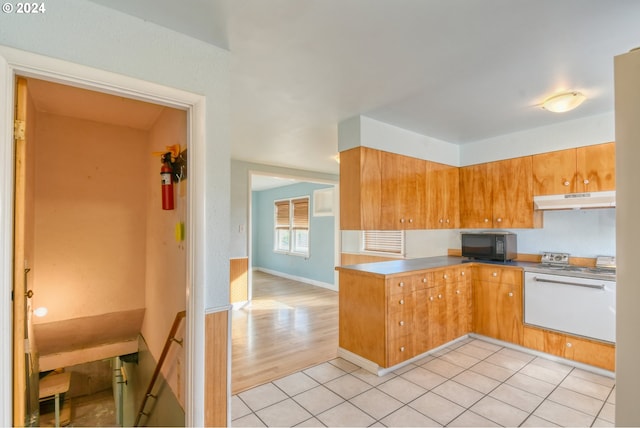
[398, 282, 405, 288]
[508, 292, 513, 297]
[484, 218, 489, 223]
[446, 219, 450, 224]
[460, 271, 465, 276]
[456, 290, 461, 294]
[399, 299, 404, 305]
[439, 218, 444, 223]
[496, 217, 503, 223]
[492, 272, 498, 277]
[438, 294, 443, 299]
[400, 346, 405, 352]
[566, 342, 573, 348]
[422, 278, 427, 283]
[400, 218, 405, 223]
[429, 296, 434, 301]
[584, 179, 590, 185]
[443, 274, 448, 279]
[409, 218, 413, 223]
[399, 321, 405, 326]
[563, 180, 570, 186]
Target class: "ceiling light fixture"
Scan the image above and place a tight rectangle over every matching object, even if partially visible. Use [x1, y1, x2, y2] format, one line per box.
[541, 91, 586, 113]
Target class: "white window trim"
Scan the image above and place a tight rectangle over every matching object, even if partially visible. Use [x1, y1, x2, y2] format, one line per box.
[274, 196, 310, 257]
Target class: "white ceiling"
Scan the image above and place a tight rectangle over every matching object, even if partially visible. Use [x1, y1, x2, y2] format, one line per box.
[87, 0, 640, 176]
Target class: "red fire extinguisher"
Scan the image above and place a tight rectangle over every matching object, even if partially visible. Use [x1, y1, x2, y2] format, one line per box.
[161, 153, 174, 210]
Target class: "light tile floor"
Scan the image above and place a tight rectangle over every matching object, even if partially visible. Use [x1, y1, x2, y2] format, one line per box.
[232, 338, 615, 427]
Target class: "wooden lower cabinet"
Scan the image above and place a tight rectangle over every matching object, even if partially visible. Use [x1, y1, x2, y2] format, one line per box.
[473, 265, 523, 345]
[523, 326, 615, 371]
[339, 263, 613, 371]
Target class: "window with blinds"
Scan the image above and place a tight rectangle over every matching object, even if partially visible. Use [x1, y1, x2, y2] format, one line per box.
[274, 197, 310, 256]
[363, 230, 405, 255]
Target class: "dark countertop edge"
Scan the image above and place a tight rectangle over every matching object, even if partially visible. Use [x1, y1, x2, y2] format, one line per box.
[336, 255, 539, 276]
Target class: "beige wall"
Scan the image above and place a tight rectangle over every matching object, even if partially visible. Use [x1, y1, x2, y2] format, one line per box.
[142, 107, 188, 406]
[614, 48, 640, 426]
[32, 113, 147, 323]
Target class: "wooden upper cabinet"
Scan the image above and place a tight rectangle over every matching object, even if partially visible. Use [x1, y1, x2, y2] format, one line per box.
[532, 148, 577, 195]
[381, 151, 426, 229]
[339, 146, 426, 230]
[459, 157, 541, 229]
[427, 162, 460, 228]
[459, 163, 493, 228]
[491, 156, 540, 229]
[340, 147, 383, 230]
[576, 142, 616, 192]
[533, 142, 615, 195]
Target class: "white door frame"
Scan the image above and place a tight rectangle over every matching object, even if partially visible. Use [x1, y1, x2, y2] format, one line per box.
[0, 45, 207, 426]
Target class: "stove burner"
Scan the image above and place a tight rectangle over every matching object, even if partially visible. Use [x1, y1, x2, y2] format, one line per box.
[534, 252, 616, 279]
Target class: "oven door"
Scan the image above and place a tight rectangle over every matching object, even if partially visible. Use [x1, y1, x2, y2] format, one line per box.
[524, 272, 616, 343]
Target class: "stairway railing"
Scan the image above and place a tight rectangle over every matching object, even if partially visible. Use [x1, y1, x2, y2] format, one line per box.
[134, 310, 186, 427]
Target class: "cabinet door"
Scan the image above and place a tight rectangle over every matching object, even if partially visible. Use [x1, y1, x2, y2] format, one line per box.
[339, 147, 383, 230]
[426, 285, 448, 349]
[338, 271, 387, 366]
[576, 142, 616, 192]
[339, 147, 366, 230]
[448, 268, 472, 340]
[563, 335, 615, 371]
[473, 266, 524, 344]
[490, 157, 538, 229]
[381, 151, 426, 229]
[459, 163, 493, 228]
[532, 148, 577, 195]
[415, 289, 429, 354]
[427, 162, 459, 228]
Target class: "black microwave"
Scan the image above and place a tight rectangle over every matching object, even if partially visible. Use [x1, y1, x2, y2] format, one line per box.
[461, 232, 517, 262]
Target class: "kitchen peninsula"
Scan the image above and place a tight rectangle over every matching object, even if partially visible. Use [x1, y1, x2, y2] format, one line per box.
[336, 255, 615, 376]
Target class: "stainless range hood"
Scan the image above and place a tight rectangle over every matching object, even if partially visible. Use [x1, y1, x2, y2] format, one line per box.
[533, 190, 616, 210]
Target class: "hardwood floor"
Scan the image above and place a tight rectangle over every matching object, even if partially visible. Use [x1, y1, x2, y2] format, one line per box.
[231, 271, 338, 394]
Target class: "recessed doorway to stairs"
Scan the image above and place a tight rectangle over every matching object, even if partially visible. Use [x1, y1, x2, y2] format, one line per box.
[13, 76, 188, 426]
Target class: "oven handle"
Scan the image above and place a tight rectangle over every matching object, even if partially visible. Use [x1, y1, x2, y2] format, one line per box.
[532, 276, 605, 290]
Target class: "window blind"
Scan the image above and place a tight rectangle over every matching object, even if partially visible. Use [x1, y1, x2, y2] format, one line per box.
[275, 200, 290, 229]
[292, 198, 309, 229]
[363, 230, 404, 254]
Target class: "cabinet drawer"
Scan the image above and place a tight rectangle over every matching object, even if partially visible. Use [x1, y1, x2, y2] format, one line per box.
[474, 265, 522, 284]
[523, 326, 615, 371]
[413, 272, 430, 290]
[387, 337, 415, 367]
[388, 311, 414, 338]
[387, 291, 415, 313]
[428, 268, 457, 286]
[387, 275, 416, 295]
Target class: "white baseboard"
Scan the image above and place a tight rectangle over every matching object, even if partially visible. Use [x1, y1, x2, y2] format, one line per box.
[254, 267, 338, 291]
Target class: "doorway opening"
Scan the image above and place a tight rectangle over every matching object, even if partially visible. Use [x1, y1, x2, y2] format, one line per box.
[13, 76, 188, 426]
[230, 171, 340, 393]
